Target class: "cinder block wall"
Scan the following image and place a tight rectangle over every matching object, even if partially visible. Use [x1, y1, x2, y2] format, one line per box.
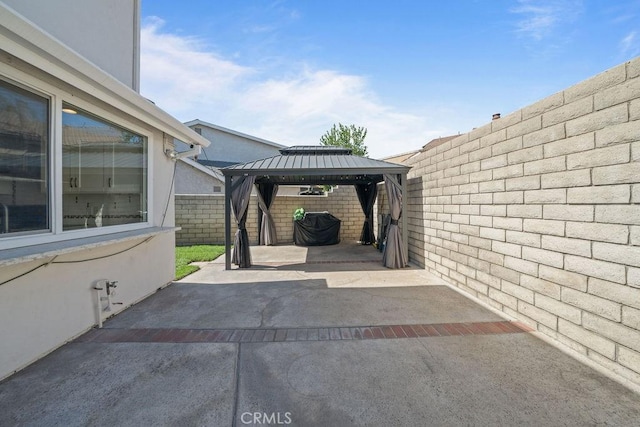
[270, 185, 363, 243]
[175, 185, 363, 245]
[175, 194, 252, 245]
[406, 58, 640, 385]
[175, 194, 219, 245]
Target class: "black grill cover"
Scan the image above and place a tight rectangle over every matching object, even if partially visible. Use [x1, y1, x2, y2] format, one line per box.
[293, 212, 341, 246]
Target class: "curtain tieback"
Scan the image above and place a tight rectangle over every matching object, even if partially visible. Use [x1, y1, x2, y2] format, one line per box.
[390, 219, 399, 225]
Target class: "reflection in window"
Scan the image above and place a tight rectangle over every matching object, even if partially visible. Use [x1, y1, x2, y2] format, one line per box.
[62, 104, 147, 230]
[0, 79, 49, 236]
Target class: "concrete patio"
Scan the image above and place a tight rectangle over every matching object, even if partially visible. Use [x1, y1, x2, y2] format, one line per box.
[1, 243, 639, 426]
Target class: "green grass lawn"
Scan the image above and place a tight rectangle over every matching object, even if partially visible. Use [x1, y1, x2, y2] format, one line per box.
[175, 245, 225, 280]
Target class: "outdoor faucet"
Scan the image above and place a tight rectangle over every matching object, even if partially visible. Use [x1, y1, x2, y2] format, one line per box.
[105, 280, 118, 296]
[93, 280, 122, 328]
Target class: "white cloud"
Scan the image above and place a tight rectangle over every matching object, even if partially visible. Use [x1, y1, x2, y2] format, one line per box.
[511, 0, 582, 41]
[139, 18, 448, 158]
[620, 31, 639, 58]
[141, 18, 253, 113]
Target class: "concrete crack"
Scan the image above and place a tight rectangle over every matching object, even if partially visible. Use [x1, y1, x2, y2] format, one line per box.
[231, 343, 241, 427]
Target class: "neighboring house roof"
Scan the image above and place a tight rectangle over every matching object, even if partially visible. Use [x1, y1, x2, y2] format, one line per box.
[279, 146, 351, 155]
[179, 158, 224, 182]
[381, 150, 421, 165]
[380, 135, 460, 165]
[421, 135, 459, 152]
[197, 159, 240, 168]
[222, 145, 410, 185]
[0, 3, 209, 149]
[184, 119, 285, 149]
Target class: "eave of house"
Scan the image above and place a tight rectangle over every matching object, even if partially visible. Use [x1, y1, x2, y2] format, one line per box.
[0, 3, 210, 148]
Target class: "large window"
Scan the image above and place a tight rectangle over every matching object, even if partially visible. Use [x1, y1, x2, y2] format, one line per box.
[0, 79, 50, 236]
[0, 78, 150, 244]
[62, 104, 147, 230]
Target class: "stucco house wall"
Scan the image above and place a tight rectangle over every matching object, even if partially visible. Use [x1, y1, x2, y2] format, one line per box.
[405, 57, 640, 385]
[175, 158, 224, 195]
[3, 0, 140, 91]
[0, 1, 207, 380]
[182, 119, 284, 166]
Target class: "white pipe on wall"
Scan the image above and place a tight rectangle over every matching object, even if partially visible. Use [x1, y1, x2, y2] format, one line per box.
[93, 281, 105, 328]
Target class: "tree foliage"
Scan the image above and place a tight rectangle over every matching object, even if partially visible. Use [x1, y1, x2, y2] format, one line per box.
[319, 123, 368, 157]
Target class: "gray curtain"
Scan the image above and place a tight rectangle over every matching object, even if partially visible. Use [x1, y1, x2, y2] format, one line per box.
[256, 183, 278, 245]
[382, 174, 407, 268]
[355, 182, 377, 245]
[231, 175, 256, 268]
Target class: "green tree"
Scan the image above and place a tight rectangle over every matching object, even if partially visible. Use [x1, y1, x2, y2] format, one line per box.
[319, 123, 368, 156]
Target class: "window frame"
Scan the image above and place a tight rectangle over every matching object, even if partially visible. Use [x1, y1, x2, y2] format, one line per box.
[0, 75, 52, 238]
[0, 66, 154, 251]
[60, 101, 150, 232]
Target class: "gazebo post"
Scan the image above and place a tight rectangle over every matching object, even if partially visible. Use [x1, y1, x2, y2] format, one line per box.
[224, 174, 232, 270]
[401, 172, 408, 264]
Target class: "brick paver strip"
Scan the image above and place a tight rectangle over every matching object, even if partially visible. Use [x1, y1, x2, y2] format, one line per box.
[240, 330, 255, 342]
[274, 329, 287, 342]
[432, 324, 450, 336]
[410, 324, 429, 337]
[494, 322, 514, 334]
[401, 325, 418, 337]
[166, 329, 184, 342]
[307, 328, 319, 341]
[152, 329, 171, 342]
[318, 328, 330, 340]
[329, 328, 342, 340]
[188, 330, 204, 341]
[262, 329, 276, 342]
[251, 329, 266, 342]
[453, 324, 471, 335]
[476, 322, 499, 334]
[462, 323, 483, 335]
[296, 329, 309, 341]
[513, 321, 535, 332]
[206, 330, 221, 341]
[340, 328, 352, 340]
[215, 330, 232, 342]
[381, 326, 397, 338]
[197, 330, 211, 342]
[391, 325, 407, 338]
[285, 329, 297, 341]
[443, 324, 462, 336]
[76, 321, 532, 344]
[371, 327, 385, 339]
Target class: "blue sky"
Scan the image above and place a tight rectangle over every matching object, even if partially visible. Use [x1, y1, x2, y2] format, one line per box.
[140, 0, 640, 158]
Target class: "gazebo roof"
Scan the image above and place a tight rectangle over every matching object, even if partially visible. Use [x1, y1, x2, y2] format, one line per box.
[221, 145, 410, 186]
[221, 145, 410, 270]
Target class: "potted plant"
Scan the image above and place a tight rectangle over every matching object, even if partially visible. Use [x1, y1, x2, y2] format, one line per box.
[293, 207, 305, 221]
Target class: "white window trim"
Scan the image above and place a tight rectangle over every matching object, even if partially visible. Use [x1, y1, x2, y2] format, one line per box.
[0, 64, 156, 251]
